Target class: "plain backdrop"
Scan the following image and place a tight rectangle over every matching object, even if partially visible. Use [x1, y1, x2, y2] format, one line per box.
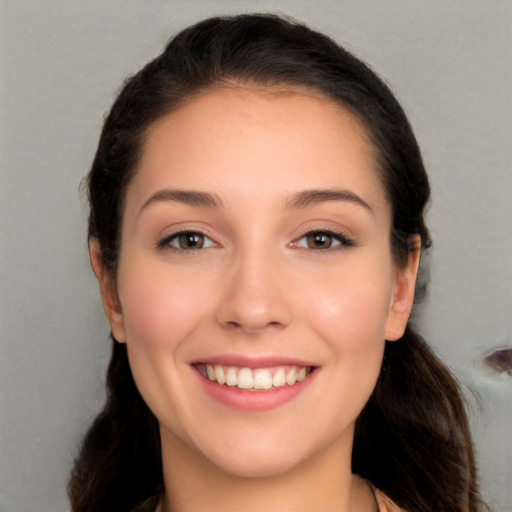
[1, 1, 511, 511]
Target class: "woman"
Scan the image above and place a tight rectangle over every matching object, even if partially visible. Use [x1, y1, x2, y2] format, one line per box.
[69, 14, 484, 512]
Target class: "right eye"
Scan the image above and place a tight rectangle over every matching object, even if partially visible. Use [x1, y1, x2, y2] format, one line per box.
[157, 231, 216, 251]
[294, 230, 354, 251]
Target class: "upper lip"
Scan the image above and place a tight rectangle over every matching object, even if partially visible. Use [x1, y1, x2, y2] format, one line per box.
[191, 354, 317, 368]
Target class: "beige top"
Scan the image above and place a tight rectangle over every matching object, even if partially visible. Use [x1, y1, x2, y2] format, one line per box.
[152, 486, 404, 512]
[375, 488, 404, 512]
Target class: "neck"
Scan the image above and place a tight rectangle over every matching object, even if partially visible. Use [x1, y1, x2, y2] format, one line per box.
[158, 427, 374, 512]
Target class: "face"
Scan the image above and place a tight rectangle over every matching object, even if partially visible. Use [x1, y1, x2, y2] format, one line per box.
[93, 87, 418, 479]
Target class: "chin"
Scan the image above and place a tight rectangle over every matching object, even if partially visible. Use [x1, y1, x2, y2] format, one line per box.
[207, 448, 305, 479]
[190, 423, 348, 480]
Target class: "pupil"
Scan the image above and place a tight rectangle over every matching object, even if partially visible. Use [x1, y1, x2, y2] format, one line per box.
[308, 233, 331, 249]
[180, 233, 203, 249]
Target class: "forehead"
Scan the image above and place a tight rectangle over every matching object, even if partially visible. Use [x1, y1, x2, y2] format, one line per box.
[128, 86, 388, 214]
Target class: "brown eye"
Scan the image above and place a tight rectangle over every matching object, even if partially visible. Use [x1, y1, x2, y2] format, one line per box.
[295, 230, 354, 250]
[178, 232, 204, 249]
[306, 232, 333, 249]
[158, 231, 215, 251]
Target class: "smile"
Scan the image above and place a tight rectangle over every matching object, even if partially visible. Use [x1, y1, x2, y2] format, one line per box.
[195, 364, 314, 391]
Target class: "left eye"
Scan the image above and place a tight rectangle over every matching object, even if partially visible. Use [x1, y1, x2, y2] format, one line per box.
[295, 230, 353, 250]
[158, 231, 216, 250]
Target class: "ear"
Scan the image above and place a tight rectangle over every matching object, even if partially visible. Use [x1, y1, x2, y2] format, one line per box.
[385, 236, 421, 341]
[89, 240, 126, 343]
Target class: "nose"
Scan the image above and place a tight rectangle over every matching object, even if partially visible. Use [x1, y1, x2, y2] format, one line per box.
[214, 249, 293, 334]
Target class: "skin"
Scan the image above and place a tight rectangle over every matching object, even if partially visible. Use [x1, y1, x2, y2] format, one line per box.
[91, 87, 419, 512]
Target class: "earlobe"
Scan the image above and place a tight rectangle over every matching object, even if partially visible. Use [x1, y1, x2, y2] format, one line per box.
[385, 237, 421, 341]
[89, 240, 126, 343]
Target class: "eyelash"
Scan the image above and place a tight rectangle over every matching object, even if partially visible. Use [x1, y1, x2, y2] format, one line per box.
[294, 230, 355, 251]
[156, 230, 217, 252]
[156, 229, 354, 253]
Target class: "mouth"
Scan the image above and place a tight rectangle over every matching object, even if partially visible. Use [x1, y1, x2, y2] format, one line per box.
[194, 363, 316, 391]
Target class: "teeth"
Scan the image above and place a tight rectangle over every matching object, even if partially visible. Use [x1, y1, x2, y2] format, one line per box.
[272, 368, 286, 387]
[285, 367, 297, 385]
[202, 364, 311, 390]
[253, 369, 273, 390]
[237, 368, 253, 389]
[214, 365, 226, 385]
[225, 367, 238, 387]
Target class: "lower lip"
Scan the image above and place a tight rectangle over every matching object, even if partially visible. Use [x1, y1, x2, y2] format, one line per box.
[194, 368, 317, 411]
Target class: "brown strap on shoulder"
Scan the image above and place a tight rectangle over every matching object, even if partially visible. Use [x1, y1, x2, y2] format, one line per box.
[365, 479, 380, 512]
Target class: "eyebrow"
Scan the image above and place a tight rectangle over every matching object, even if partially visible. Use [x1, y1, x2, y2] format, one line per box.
[139, 189, 226, 215]
[138, 187, 372, 217]
[285, 188, 373, 213]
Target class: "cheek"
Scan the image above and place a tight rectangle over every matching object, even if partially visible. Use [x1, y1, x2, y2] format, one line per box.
[115, 260, 215, 429]
[308, 268, 393, 345]
[311, 281, 390, 415]
[304, 265, 393, 393]
[117, 261, 213, 350]
[316, 294, 389, 380]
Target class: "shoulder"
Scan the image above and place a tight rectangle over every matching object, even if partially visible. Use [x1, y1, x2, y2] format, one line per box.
[374, 488, 407, 512]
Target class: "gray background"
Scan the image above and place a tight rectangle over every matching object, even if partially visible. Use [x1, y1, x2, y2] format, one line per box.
[1, 1, 510, 511]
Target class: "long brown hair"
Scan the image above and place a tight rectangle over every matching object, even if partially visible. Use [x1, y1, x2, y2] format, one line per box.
[69, 14, 484, 512]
